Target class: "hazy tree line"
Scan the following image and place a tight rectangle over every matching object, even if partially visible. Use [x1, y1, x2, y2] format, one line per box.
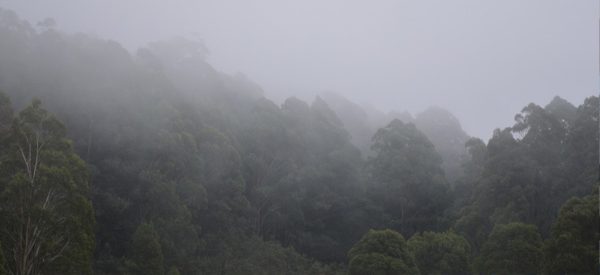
[0, 8, 597, 274]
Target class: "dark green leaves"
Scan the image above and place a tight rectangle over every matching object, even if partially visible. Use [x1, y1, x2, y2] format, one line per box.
[476, 223, 543, 274]
[348, 229, 419, 275]
[367, 119, 451, 236]
[543, 193, 599, 274]
[0, 98, 94, 275]
[408, 231, 471, 275]
[128, 223, 164, 275]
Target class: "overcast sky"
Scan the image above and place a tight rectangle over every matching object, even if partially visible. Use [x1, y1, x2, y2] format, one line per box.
[0, 0, 597, 140]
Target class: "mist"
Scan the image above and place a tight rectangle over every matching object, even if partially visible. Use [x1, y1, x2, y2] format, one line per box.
[0, 2, 597, 274]
[1, 0, 596, 139]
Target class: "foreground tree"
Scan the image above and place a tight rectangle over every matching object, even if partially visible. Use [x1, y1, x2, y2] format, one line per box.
[0, 98, 94, 274]
[348, 229, 419, 275]
[476, 222, 542, 274]
[408, 231, 471, 275]
[543, 192, 599, 274]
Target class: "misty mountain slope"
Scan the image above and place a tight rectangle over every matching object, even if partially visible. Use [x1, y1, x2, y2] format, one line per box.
[0, 8, 362, 271]
[0, 7, 597, 275]
[321, 92, 469, 182]
[318, 91, 374, 154]
[414, 106, 470, 182]
[456, 96, 598, 241]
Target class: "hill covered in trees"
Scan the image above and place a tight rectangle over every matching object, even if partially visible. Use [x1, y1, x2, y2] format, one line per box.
[0, 9, 597, 274]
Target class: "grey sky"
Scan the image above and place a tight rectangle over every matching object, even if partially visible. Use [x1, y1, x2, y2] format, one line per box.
[0, 0, 597, 140]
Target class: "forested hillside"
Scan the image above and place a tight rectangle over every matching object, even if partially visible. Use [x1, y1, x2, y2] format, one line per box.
[320, 92, 470, 182]
[0, 9, 597, 275]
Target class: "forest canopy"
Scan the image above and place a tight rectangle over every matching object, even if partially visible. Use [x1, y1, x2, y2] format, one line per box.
[0, 8, 597, 275]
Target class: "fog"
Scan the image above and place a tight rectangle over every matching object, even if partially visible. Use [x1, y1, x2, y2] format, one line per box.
[0, 2, 598, 274]
[0, 0, 597, 139]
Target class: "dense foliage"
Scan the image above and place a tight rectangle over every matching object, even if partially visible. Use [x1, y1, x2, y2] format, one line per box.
[0, 8, 597, 274]
[543, 192, 599, 274]
[475, 222, 543, 274]
[348, 229, 419, 275]
[0, 98, 94, 274]
[407, 231, 471, 275]
[0, 241, 5, 275]
[367, 119, 451, 236]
